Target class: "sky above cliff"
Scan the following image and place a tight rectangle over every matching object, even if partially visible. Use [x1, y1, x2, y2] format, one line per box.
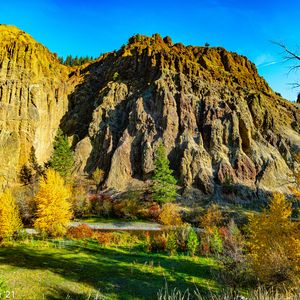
[2, 0, 300, 101]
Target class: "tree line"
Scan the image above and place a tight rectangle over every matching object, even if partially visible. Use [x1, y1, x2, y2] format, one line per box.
[58, 55, 94, 67]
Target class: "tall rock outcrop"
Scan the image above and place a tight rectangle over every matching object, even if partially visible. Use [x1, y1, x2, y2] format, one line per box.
[1, 27, 300, 200]
[0, 25, 74, 188]
[61, 34, 300, 199]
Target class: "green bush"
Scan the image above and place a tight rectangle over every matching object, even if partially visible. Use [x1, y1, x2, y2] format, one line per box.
[0, 278, 8, 300]
[176, 225, 190, 252]
[187, 228, 199, 256]
[166, 231, 178, 255]
[14, 229, 30, 241]
[112, 72, 119, 81]
[217, 220, 249, 288]
[210, 228, 223, 255]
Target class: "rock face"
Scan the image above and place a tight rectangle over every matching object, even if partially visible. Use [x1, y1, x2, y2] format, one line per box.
[63, 34, 300, 199]
[1, 27, 300, 200]
[0, 25, 73, 188]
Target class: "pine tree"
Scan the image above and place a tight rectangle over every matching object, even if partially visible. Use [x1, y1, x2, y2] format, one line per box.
[29, 146, 45, 179]
[152, 142, 177, 203]
[19, 165, 33, 185]
[0, 189, 22, 239]
[20, 146, 44, 185]
[73, 56, 79, 66]
[246, 193, 300, 287]
[65, 55, 73, 66]
[49, 129, 74, 182]
[34, 168, 72, 237]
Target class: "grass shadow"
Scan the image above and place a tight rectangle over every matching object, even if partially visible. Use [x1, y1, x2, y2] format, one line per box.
[0, 240, 220, 299]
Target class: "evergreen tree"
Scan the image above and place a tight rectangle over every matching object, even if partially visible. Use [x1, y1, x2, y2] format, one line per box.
[152, 142, 177, 203]
[29, 146, 44, 178]
[0, 189, 22, 239]
[60, 55, 94, 66]
[73, 56, 79, 66]
[65, 55, 73, 66]
[19, 146, 44, 185]
[34, 168, 72, 237]
[19, 165, 33, 185]
[49, 129, 74, 182]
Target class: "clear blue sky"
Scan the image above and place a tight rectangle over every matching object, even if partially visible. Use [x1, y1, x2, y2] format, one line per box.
[2, 0, 300, 101]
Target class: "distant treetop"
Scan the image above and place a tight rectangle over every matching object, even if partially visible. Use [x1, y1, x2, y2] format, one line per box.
[58, 55, 94, 67]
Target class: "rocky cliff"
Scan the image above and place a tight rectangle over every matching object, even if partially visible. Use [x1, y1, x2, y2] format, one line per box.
[1, 27, 300, 200]
[0, 25, 75, 188]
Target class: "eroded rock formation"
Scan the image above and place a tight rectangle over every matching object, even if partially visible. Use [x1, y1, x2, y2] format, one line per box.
[1, 26, 300, 200]
[0, 25, 75, 188]
[63, 34, 300, 198]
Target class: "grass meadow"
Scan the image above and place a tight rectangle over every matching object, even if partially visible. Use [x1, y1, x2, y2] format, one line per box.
[0, 238, 220, 299]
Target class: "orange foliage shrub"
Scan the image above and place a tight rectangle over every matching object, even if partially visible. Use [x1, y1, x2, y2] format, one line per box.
[148, 203, 161, 220]
[148, 231, 168, 252]
[67, 224, 94, 239]
[113, 199, 140, 218]
[95, 232, 113, 245]
[199, 203, 223, 233]
[95, 231, 140, 247]
[159, 203, 182, 226]
[89, 192, 114, 216]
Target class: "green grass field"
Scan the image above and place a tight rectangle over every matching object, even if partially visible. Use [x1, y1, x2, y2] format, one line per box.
[0, 239, 220, 300]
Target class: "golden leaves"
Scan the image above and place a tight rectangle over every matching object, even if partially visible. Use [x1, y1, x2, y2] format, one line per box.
[34, 168, 72, 237]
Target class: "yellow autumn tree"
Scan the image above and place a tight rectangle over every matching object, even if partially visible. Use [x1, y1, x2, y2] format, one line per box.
[34, 168, 72, 237]
[159, 203, 182, 226]
[0, 189, 22, 239]
[246, 193, 300, 287]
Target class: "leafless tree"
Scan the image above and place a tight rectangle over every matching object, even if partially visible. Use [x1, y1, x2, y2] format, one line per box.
[274, 42, 300, 89]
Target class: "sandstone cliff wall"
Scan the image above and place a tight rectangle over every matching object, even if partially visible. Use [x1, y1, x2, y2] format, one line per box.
[0, 25, 74, 188]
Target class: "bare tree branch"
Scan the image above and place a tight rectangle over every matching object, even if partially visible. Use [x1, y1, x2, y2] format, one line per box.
[288, 83, 300, 88]
[274, 42, 300, 61]
[273, 42, 300, 91]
